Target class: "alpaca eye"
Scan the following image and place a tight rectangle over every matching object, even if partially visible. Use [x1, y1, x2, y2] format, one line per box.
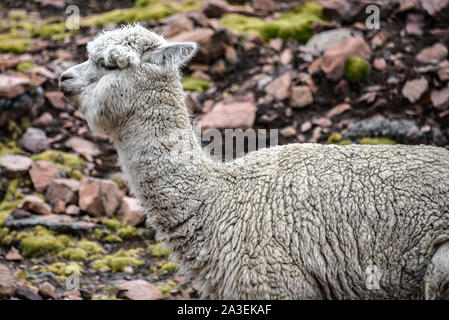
[101, 63, 118, 71]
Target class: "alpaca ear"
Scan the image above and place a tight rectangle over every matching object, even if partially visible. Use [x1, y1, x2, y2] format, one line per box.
[144, 42, 197, 67]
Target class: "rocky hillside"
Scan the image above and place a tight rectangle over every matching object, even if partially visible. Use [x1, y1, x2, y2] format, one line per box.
[1, 0, 449, 300]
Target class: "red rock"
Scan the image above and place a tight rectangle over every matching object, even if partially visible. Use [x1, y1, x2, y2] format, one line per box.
[161, 14, 194, 38]
[20, 195, 52, 215]
[0, 73, 31, 99]
[373, 58, 387, 71]
[322, 37, 371, 80]
[65, 136, 101, 161]
[20, 127, 49, 154]
[327, 103, 351, 118]
[202, 0, 229, 18]
[0, 155, 33, 178]
[79, 177, 123, 217]
[199, 101, 257, 130]
[0, 54, 20, 70]
[280, 126, 297, 137]
[225, 46, 237, 63]
[29, 161, 60, 192]
[430, 87, 449, 109]
[38, 281, 57, 300]
[0, 264, 16, 298]
[46, 178, 80, 207]
[118, 280, 163, 300]
[265, 72, 292, 100]
[416, 43, 448, 64]
[45, 91, 66, 110]
[402, 77, 429, 103]
[290, 86, 313, 108]
[5, 250, 22, 261]
[313, 117, 332, 127]
[269, 38, 283, 52]
[118, 197, 146, 227]
[32, 112, 54, 127]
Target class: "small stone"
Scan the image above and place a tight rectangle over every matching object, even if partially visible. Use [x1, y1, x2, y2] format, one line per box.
[202, 0, 229, 18]
[326, 103, 351, 118]
[11, 208, 31, 219]
[46, 178, 80, 207]
[117, 280, 163, 300]
[20, 195, 52, 215]
[280, 49, 293, 65]
[430, 87, 449, 109]
[32, 112, 54, 127]
[79, 177, 123, 217]
[0, 264, 16, 298]
[300, 121, 312, 133]
[5, 250, 22, 261]
[373, 58, 387, 71]
[20, 127, 49, 153]
[402, 77, 429, 103]
[0, 74, 31, 99]
[0, 155, 33, 178]
[416, 43, 448, 64]
[66, 204, 80, 215]
[38, 282, 57, 300]
[290, 86, 313, 108]
[14, 286, 43, 300]
[29, 161, 60, 192]
[45, 91, 66, 110]
[406, 13, 424, 36]
[313, 117, 332, 127]
[199, 101, 257, 130]
[269, 38, 283, 52]
[61, 289, 82, 300]
[65, 136, 101, 161]
[118, 197, 146, 227]
[280, 126, 297, 137]
[265, 72, 292, 100]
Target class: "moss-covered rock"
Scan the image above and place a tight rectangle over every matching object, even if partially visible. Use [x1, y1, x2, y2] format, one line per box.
[0, 34, 32, 53]
[344, 56, 371, 82]
[58, 248, 88, 261]
[92, 249, 144, 273]
[182, 76, 210, 92]
[16, 61, 35, 73]
[359, 137, 397, 145]
[220, 2, 324, 43]
[32, 150, 85, 180]
[18, 226, 75, 257]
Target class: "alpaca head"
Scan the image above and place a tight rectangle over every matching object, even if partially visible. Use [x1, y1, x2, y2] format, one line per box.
[59, 24, 197, 134]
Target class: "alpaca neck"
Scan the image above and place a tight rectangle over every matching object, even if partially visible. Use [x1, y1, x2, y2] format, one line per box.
[112, 85, 216, 245]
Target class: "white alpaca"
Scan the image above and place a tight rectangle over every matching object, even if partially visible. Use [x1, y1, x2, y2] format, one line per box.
[60, 25, 449, 300]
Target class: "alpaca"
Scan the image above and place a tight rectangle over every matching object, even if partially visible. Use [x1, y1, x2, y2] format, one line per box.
[60, 25, 449, 300]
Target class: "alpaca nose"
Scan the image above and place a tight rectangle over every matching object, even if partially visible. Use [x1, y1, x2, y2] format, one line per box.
[60, 72, 74, 82]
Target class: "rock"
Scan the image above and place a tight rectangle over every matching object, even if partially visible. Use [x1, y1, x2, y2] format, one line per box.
[161, 14, 194, 38]
[0, 74, 31, 99]
[118, 197, 146, 227]
[117, 280, 163, 300]
[326, 103, 351, 118]
[5, 250, 22, 261]
[60, 289, 82, 300]
[269, 38, 283, 52]
[303, 28, 361, 56]
[38, 282, 57, 300]
[290, 86, 313, 108]
[11, 208, 31, 219]
[0, 54, 20, 69]
[4, 214, 97, 234]
[300, 121, 312, 132]
[373, 58, 387, 71]
[20, 195, 52, 215]
[0, 155, 33, 178]
[322, 37, 371, 80]
[32, 112, 54, 127]
[14, 286, 43, 300]
[65, 136, 101, 161]
[169, 28, 215, 63]
[202, 0, 229, 18]
[430, 87, 449, 109]
[420, 0, 449, 16]
[313, 117, 332, 127]
[280, 126, 297, 137]
[406, 13, 424, 36]
[199, 101, 257, 130]
[438, 61, 449, 81]
[416, 43, 448, 64]
[20, 127, 49, 153]
[29, 161, 60, 192]
[66, 204, 80, 215]
[318, 0, 363, 23]
[45, 91, 65, 110]
[402, 77, 429, 103]
[280, 49, 293, 65]
[0, 264, 16, 298]
[265, 72, 292, 100]
[78, 177, 123, 217]
[46, 178, 80, 207]
[252, 0, 277, 14]
[343, 116, 425, 145]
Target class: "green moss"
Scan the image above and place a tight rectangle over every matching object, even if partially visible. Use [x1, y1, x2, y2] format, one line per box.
[93, 228, 108, 240]
[92, 249, 144, 273]
[148, 242, 173, 258]
[118, 225, 137, 239]
[344, 56, 371, 82]
[58, 248, 88, 261]
[100, 218, 122, 231]
[0, 34, 32, 53]
[14, 269, 33, 280]
[103, 234, 123, 243]
[0, 140, 24, 157]
[78, 240, 105, 255]
[327, 133, 342, 144]
[32, 23, 67, 39]
[338, 140, 353, 145]
[220, 2, 324, 43]
[83, 0, 203, 27]
[0, 178, 25, 226]
[16, 61, 35, 73]
[19, 226, 75, 257]
[97, 218, 137, 240]
[157, 280, 177, 296]
[32, 150, 85, 180]
[359, 137, 397, 145]
[157, 261, 179, 274]
[46, 261, 83, 279]
[182, 76, 210, 92]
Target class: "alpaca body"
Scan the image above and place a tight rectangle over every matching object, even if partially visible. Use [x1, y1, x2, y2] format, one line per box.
[59, 25, 449, 299]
